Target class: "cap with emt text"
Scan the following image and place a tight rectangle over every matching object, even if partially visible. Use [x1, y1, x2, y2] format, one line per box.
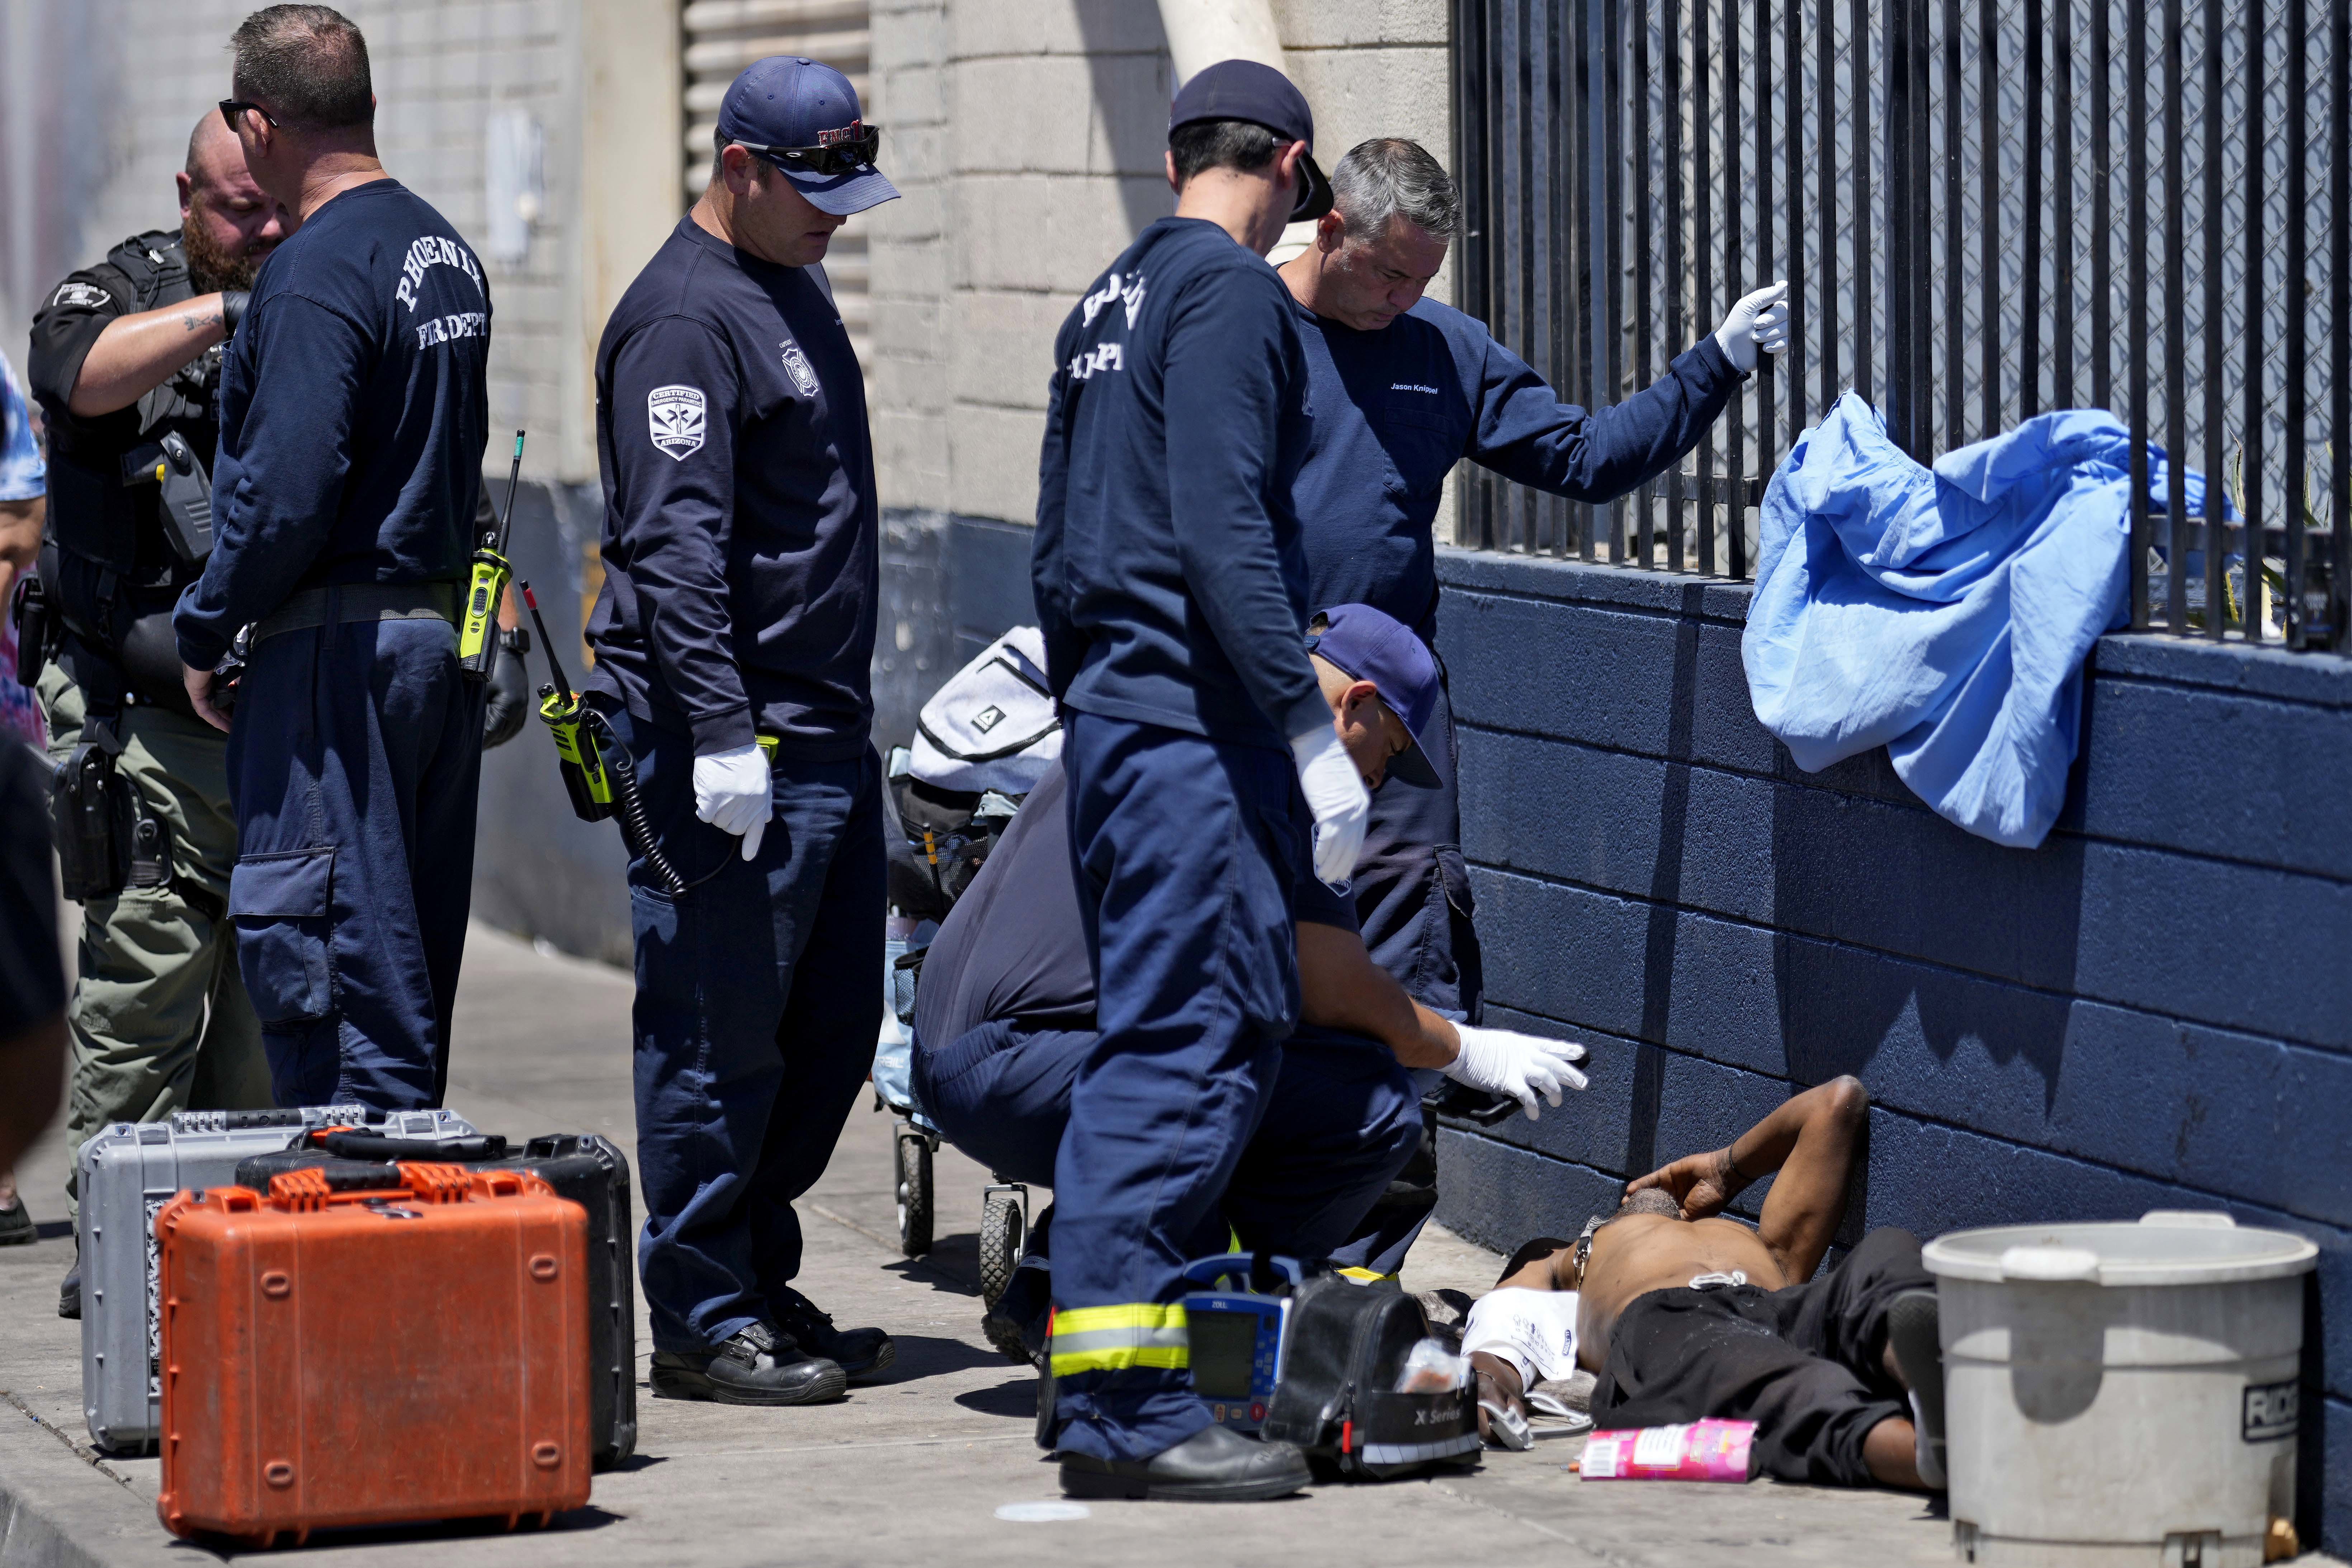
[1307, 603, 1442, 786]
[718, 56, 900, 216]
[1168, 58, 1334, 222]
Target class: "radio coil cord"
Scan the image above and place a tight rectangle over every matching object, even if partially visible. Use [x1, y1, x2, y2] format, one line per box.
[578, 706, 731, 898]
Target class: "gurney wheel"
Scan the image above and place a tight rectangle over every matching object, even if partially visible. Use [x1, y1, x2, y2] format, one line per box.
[978, 1191, 1025, 1309]
[896, 1130, 934, 1256]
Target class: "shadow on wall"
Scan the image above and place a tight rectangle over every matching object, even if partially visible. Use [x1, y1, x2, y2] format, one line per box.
[1078, 1, 1177, 238]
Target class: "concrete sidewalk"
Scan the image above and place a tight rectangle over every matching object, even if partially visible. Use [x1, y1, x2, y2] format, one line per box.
[0, 926, 2119, 1565]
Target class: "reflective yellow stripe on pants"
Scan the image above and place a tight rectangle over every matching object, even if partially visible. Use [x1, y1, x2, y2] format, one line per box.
[1048, 1303, 1189, 1377]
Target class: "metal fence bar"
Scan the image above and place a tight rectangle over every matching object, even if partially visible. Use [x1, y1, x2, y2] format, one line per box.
[1633, 0, 1654, 568]
[1746, 0, 1773, 575]
[2243, 0, 2264, 641]
[1944, 0, 1964, 443]
[1817, 0, 1838, 419]
[1784, 0, 1805, 436]
[1888, 0, 1913, 450]
[2334, 0, 2351, 644]
[1545, 0, 1569, 556]
[2051, 0, 2073, 411]
[1696, 0, 1717, 572]
[2164, 0, 2187, 633]
[1850, 0, 1872, 406]
[1604, 0, 1627, 562]
[1454, 0, 1493, 548]
[2022, 0, 2044, 419]
[2129, 0, 2152, 630]
[1978, 0, 1998, 436]
[1723, 0, 1747, 571]
[1665, 0, 1687, 571]
[2092, 0, 2112, 412]
[2286, 0, 2308, 644]
[2201, 0, 2226, 639]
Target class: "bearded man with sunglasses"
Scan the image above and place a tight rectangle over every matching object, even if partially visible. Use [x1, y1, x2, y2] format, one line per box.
[582, 56, 899, 1407]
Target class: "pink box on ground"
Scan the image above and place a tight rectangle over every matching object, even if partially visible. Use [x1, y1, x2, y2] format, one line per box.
[1578, 1419, 1756, 1482]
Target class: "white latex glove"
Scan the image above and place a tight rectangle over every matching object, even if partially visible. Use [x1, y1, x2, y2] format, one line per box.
[1713, 281, 1791, 374]
[692, 743, 773, 861]
[1444, 1025, 1591, 1121]
[1290, 725, 1371, 892]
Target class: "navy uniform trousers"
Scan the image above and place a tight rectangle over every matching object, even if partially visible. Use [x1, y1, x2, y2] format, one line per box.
[912, 1018, 1420, 1357]
[226, 607, 483, 1110]
[600, 704, 884, 1354]
[1048, 710, 1414, 1464]
[1326, 673, 1475, 1281]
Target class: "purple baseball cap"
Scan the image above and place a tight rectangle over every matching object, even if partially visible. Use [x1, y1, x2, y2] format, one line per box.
[1307, 603, 1443, 786]
[717, 57, 899, 216]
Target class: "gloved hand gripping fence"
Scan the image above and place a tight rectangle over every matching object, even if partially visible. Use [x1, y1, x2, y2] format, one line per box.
[518, 581, 725, 898]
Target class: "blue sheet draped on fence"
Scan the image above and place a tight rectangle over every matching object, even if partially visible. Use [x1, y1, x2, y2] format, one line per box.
[1744, 393, 2221, 849]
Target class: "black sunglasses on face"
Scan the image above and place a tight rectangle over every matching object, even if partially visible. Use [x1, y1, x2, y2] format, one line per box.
[219, 99, 282, 132]
[736, 125, 882, 179]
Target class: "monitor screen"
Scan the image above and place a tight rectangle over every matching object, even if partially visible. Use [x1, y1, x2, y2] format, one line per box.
[1187, 1308, 1261, 1399]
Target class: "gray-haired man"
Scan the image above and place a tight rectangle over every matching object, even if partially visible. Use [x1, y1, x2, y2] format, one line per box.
[1275, 137, 1788, 1279]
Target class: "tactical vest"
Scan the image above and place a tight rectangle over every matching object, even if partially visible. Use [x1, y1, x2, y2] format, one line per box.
[35, 231, 222, 710]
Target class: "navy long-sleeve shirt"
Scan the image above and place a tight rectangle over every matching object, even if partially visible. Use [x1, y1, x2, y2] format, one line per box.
[1290, 294, 1743, 635]
[584, 218, 877, 759]
[174, 180, 490, 670]
[1033, 216, 1327, 752]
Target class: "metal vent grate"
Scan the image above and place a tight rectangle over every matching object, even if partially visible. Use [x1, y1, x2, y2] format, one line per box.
[681, 0, 873, 366]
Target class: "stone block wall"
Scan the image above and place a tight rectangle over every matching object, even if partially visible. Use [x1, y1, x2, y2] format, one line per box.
[1432, 545, 2352, 1553]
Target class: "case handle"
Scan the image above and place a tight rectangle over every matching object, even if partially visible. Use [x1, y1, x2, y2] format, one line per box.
[1179, 1252, 1307, 1290]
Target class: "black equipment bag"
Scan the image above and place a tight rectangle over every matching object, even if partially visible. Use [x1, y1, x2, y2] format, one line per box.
[233, 1130, 638, 1470]
[882, 764, 1019, 920]
[1260, 1277, 1481, 1480]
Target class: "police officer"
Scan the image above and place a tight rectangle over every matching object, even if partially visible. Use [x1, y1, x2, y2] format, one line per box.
[174, 5, 492, 1111]
[1274, 137, 1788, 1279]
[584, 56, 898, 1407]
[1029, 59, 1370, 1502]
[21, 110, 289, 1311]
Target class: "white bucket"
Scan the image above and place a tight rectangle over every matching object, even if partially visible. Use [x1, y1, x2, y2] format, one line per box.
[1923, 1212, 2316, 1568]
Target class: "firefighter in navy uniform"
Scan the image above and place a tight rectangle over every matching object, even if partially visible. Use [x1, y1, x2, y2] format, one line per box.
[21, 111, 288, 1318]
[584, 56, 900, 1407]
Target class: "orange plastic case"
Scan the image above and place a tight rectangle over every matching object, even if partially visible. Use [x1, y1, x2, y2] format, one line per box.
[154, 1164, 592, 1548]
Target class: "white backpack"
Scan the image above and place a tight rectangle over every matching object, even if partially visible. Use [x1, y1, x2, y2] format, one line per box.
[908, 625, 1062, 795]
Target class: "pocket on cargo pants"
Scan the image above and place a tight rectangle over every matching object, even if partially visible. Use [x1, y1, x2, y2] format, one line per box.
[227, 846, 336, 1025]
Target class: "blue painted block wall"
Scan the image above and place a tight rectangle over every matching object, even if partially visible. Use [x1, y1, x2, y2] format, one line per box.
[1429, 547, 2352, 1553]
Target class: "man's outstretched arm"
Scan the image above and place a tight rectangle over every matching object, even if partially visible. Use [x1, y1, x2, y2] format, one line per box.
[1624, 1074, 1868, 1284]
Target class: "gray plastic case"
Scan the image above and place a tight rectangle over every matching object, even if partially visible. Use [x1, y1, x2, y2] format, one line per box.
[76, 1105, 479, 1453]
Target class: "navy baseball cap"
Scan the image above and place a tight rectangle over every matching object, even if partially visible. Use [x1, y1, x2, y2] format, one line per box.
[1168, 59, 1333, 222]
[717, 57, 899, 216]
[1306, 604, 1442, 786]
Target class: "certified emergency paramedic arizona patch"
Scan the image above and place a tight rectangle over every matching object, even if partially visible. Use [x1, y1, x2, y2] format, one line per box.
[648, 385, 706, 461]
[780, 342, 819, 397]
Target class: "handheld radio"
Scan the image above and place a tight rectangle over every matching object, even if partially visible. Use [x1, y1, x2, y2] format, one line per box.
[457, 430, 525, 680]
[1179, 1253, 1304, 1435]
[518, 580, 614, 824]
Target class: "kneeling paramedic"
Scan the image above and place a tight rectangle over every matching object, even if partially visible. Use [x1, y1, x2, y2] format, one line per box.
[1030, 60, 1431, 1501]
[173, 14, 495, 1111]
[911, 604, 1590, 1369]
[584, 56, 898, 1406]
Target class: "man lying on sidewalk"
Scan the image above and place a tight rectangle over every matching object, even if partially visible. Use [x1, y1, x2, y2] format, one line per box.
[1465, 1076, 1948, 1489]
[911, 604, 1590, 1371]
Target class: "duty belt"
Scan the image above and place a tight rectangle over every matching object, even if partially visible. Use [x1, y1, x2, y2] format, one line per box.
[250, 581, 461, 646]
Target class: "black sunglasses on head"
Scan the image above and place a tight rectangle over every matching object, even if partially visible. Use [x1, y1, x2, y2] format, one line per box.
[219, 99, 282, 132]
[735, 125, 882, 179]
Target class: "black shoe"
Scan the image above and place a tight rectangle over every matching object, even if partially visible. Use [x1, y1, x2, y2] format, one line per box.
[982, 1304, 1042, 1368]
[1059, 1423, 1311, 1503]
[772, 1286, 896, 1382]
[58, 1258, 81, 1320]
[0, 1197, 33, 1247]
[1886, 1288, 1946, 1489]
[648, 1322, 847, 1406]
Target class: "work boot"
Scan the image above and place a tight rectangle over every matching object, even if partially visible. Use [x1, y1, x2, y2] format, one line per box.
[648, 1322, 846, 1406]
[1885, 1289, 1946, 1489]
[1059, 1423, 1311, 1503]
[0, 1194, 34, 1247]
[772, 1286, 896, 1382]
[58, 1255, 81, 1320]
